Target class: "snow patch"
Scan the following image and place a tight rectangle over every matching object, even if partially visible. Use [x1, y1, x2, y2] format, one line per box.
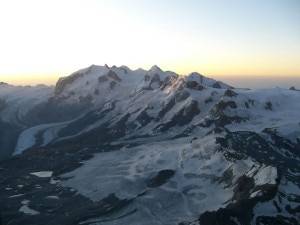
[250, 190, 262, 199]
[50, 178, 60, 184]
[253, 166, 277, 186]
[30, 171, 53, 178]
[45, 195, 60, 199]
[21, 199, 30, 205]
[9, 194, 25, 198]
[19, 199, 40, 215]
[19, 205, 40, 216]
[247, 165, 277, 186]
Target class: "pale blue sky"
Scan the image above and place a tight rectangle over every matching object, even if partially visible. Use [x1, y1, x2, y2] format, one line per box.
[0, 0, 299, 87]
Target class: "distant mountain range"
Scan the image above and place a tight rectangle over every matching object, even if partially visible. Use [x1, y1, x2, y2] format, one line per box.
[0, 65, 299, 225]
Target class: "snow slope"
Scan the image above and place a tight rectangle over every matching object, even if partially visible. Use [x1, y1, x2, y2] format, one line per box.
[62, 136, 275, 225]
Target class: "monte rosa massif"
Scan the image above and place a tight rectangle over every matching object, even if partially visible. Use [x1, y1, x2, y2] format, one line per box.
[0, 65, 299, 225]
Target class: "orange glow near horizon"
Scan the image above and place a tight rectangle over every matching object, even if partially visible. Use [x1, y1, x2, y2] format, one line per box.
[1, 59, 300, 86]
[1, 74, 63, 86]
[0, 0, 299, 87]
[1, 65, 299, 89]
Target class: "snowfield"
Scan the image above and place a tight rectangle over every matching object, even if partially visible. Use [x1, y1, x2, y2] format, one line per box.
[61, 136, 277, 225]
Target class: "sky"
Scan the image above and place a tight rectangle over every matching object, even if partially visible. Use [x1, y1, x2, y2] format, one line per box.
[0, 0, 299, 88]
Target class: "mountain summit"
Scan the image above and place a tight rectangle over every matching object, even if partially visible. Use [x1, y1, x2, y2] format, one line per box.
[0, 65, 299, 225]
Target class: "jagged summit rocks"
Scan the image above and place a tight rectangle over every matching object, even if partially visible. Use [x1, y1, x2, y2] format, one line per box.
[0, 65, 299, 225]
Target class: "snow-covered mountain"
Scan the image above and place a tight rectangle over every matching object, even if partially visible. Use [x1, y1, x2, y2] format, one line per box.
[0, 65, 299, 225]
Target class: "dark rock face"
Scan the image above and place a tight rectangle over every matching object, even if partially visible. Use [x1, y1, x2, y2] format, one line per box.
[108, 113, 131, 139]
[224, 89, 238, 97]
[215, 100, 237, 110]
[175, 90, 190, 102]
[158, 98, 176, 119]
[209, 99, 247, 127]
[186, 81, 204, 91]
[98, 75, 109, 83]
[262, 128, 300, 159]
[107, 70, 122, 82]
[214, 129, 300, 224]
[147, 170, 175, 188]
[136, 110, 153, 126]
[212, 82, 222, 89]
[200, 170, 279, 225]
[215, 114, 246, 127]
[224, 131, 273, 160]
[220, 128, 300, 191]
[161, 75, 178, 90]
[141, 73, 164, 90]
[256, 216, 299, 225]
[154, 108, 185, 132]
[265, 101, 272, 110]
[150, 74, 163, 88]
[183, 101, 201, 124]
[155, 100, 200, 132]
[199, 209, 238, 225]
[109, 81, 117, 90]
[55, 72, 84, 95]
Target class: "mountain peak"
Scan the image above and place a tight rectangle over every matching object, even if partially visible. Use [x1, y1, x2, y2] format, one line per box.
[187, 72, 203, 77]
[149, 65, 162, 73]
